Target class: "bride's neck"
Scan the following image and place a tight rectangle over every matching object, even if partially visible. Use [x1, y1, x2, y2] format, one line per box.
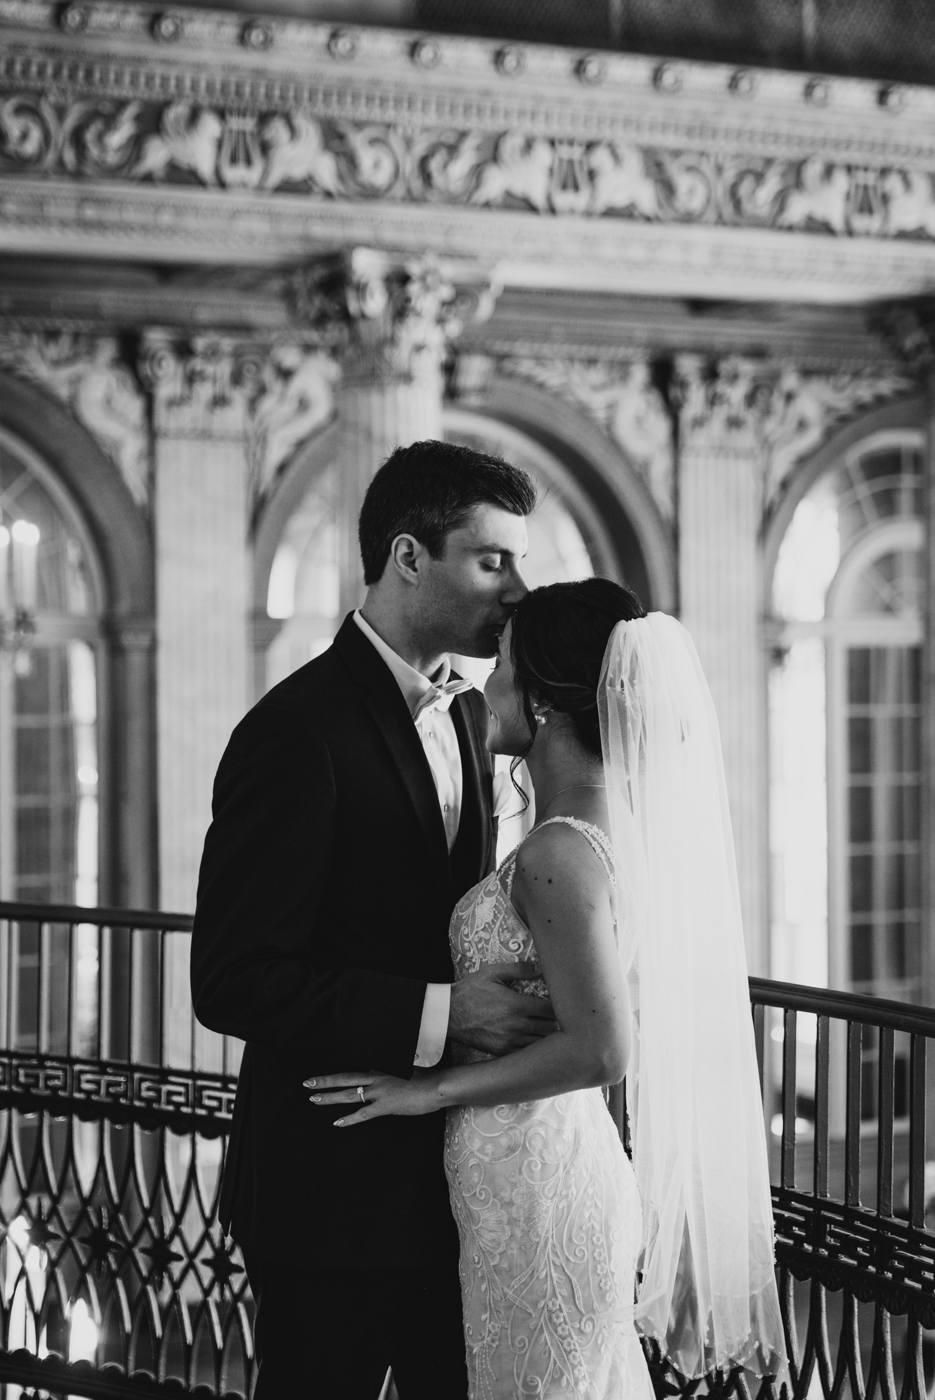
[525, 722, 605, 823]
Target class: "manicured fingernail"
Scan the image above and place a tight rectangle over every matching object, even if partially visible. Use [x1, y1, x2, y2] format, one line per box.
[334, 1119, 345, 1127]
[304, 1079, 316, 1087]
[309, 1095, 321, 1102]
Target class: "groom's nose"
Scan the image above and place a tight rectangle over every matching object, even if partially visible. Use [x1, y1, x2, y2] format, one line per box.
[500, 563, 528, 604]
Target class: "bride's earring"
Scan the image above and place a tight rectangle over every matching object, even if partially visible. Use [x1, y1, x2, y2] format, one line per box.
[534, 710, 549, 727]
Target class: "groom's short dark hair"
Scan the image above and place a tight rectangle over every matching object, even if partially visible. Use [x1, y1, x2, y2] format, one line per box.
[359, 440, 537, 585]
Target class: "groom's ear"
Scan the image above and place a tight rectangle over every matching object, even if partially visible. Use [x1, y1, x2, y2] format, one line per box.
[389, 532, 427, 586]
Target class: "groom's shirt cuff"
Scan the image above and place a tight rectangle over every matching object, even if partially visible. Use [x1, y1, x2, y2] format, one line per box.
[414, 982, 451, 1067]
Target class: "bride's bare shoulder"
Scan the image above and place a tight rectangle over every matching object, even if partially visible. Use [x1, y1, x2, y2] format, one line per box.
[511, 821, 609, 909]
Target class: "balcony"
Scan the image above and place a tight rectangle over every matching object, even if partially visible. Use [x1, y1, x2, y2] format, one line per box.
[0, 900, 930, 1400]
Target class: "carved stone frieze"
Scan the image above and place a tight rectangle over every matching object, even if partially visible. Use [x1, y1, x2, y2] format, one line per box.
[5, 0, 935, 165]
[247, 345, 337, 500]
[0, 330, 149, 507]
[500, 356, 676, 522]
[674, 354, 917, 508]
[140, 332, 337, 499]
[4, 94, 935, 244]
[499, 351, 916, 524]
[757, 366, 918, 503]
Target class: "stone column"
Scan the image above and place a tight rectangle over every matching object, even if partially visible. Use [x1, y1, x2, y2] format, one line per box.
[142, 335, 254, 918]
[675, 356, 770, 975]
[296, 249, 483, 616]
[106, 618, 157, 911]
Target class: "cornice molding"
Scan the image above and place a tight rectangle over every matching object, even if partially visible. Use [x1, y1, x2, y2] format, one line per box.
[4, 2, 935, 293]
[4, 178, 935, 303]
[4, 0, 935, 161]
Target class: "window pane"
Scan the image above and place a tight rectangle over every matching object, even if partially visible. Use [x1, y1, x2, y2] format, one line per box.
[848, 717, 872, 773]
[849, 854, 873, 911]
[848, 648, 871, 704]
[843, 643, 922, 1001]
[848, 784, 872, 843]
[850, 924, 874, 982]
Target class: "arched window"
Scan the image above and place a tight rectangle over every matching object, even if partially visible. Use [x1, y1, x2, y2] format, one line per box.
[0, 429, 103, 906]
[769, 432, 924, 1009]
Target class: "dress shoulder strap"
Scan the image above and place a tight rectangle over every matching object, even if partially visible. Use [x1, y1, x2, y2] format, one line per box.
[522, 816, 616, 887]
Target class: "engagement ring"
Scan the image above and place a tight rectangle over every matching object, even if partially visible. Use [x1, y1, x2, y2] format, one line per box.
[357, 1086, 366, 1103]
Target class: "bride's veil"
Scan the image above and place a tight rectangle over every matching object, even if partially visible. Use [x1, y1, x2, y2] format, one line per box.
[598, 612, 786, 1379]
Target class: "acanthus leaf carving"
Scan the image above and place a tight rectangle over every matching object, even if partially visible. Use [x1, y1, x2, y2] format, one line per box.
[0, 331, 150, 508]
[141, 332, 254, 437]
[294, 249, 497, 386]
[501, 356, 676, 522]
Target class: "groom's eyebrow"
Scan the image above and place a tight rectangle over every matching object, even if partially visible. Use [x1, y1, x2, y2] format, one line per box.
[475, 542, 527, 558]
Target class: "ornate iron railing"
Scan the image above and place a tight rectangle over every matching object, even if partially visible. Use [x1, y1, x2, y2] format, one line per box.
[0, 901, 932, 1399]
[0, 901, 248, 1400]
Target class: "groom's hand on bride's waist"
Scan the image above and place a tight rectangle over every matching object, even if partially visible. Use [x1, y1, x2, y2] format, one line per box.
[447, 962, 557, 1056]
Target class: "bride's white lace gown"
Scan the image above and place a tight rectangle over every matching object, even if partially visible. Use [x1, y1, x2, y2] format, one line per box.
[444, 817, 653, 1399]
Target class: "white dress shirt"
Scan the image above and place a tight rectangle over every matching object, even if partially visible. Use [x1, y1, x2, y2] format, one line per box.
[353, 611, 468, 1067]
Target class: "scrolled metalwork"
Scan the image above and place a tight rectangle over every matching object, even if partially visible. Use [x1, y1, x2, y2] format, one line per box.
[0, 904, 932, 1399]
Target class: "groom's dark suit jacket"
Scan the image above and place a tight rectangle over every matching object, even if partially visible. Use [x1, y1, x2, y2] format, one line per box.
[191, 615, 496, 1268]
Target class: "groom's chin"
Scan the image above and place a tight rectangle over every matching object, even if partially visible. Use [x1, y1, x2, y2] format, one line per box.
[460, 631, 501, 659]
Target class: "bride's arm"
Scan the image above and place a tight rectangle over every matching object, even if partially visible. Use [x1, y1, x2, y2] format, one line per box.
[307, 825, 630, 1124]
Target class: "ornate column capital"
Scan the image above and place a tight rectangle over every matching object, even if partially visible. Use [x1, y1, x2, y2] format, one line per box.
[292, 248, 498, 386]
[673, 354, 762, 446]
[140, 331, 260, 439]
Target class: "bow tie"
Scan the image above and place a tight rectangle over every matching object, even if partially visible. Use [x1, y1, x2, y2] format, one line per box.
[413, 676, 473, 719]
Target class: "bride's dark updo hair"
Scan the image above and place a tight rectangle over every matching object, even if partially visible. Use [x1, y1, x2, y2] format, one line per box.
[510, 578, 646, 759]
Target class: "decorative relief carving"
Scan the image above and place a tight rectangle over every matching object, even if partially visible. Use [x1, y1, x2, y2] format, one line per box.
[246, 345, 337, 500]
[499, 352, 915, 522]
[757, 366, 917, 503]
[0, 331, 149, 507]
[295, 248, 497, 386]
[674, 354, 917, 507]
[3, 93, 935, 241]
[500, 356, 675, 521]
[140, 332, 338, 498]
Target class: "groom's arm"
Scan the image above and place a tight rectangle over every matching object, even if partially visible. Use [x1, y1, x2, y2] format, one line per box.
[190, 700, 426, 1077]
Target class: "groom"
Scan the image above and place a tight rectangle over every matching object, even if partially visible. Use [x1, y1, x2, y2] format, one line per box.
[191, 440, 553, 1397]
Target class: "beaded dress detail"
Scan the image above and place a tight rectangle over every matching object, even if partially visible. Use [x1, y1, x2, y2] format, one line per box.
[444, 818, 652, 1399]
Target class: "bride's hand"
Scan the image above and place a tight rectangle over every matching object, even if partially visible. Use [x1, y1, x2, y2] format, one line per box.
[303, 1070, 442, 1126]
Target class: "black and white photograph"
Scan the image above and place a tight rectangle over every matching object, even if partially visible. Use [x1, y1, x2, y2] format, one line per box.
[0, 0, 934, 1397]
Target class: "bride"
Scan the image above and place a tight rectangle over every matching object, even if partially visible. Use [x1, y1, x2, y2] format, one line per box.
[309, 578, 785, 1398]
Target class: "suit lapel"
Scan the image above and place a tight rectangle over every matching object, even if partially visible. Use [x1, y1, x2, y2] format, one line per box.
[334, 616, 451, 877]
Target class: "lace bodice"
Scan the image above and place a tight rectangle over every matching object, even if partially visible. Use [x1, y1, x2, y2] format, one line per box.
[448, 818, 616, 1062]
[443, 818, 651, 1399]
